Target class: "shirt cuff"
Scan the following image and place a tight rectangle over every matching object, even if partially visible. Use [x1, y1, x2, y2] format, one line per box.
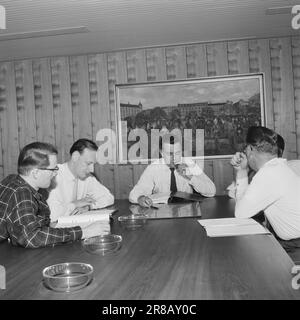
[70, 226, 83, 240]
[235, 177, 249, 199]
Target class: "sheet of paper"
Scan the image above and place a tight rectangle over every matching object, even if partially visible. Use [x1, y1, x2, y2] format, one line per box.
[199, 218, 257, 227]
[55, 208, 116, 228]
[198, 218, 270, 237]
[203, 224, 270, 237]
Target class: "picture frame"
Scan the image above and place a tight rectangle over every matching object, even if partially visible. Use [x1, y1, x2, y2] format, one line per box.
[115, 73, 265, 164]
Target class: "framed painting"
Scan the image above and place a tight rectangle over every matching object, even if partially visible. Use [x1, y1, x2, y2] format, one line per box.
[114, 73, 265, 164]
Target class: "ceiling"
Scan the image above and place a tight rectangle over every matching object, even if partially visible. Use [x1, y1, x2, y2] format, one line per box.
[0, 0, 299, 61]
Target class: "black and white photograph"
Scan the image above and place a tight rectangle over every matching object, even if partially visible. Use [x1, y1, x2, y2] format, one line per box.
[0, 0, 300, 305]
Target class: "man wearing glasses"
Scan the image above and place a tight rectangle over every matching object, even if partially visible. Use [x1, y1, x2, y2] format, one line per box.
[0, 142, 108, 248]
[231, 126, 300, 252]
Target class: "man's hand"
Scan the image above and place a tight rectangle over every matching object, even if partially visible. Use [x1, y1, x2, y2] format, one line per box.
[175, 163, 193, 180]
[81, 221, 111, 239]
[70, 205, 90, 215]
[230, 152, 248, 171]
[72, 196, 96, 209]
[137, 195, 153, 208]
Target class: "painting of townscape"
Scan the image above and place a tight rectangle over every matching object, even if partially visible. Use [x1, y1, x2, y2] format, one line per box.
[115, 74, 265, 162]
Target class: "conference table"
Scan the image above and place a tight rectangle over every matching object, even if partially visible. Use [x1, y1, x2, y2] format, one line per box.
[0, 196, 300, 300]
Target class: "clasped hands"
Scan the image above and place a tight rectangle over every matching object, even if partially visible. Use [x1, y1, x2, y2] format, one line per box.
[137, 163, 193, 208]
[70, 196, 96, 215]
[230, 151, 249, 179]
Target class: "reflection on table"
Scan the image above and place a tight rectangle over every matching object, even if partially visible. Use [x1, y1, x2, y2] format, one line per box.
[129, 201, 202, 219]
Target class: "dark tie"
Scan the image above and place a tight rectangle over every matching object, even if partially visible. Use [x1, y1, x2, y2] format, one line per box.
[170, 167, 177, 194]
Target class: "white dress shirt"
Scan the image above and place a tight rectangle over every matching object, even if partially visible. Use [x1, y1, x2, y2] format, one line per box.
[227, 160, 300, 199]
[129, 158, 216, 203]
[47, 163, 114, 221]
[234, 158, 300, 240]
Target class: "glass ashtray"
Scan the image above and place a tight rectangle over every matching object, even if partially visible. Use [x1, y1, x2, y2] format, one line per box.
[118, 214, 148, 230]
[42, 262, 93, 292]
[82, 234, 122, 255]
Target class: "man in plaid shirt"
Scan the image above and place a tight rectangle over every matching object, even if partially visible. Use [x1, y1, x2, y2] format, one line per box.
[0, 142, 108, 248]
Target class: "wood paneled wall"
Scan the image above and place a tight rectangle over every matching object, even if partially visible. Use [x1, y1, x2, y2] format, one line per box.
[0, 36, 299, 198]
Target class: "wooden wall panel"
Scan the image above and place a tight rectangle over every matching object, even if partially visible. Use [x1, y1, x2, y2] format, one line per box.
[186, 44, 208, 78]
[270, 38, 297, 159]
[89, 54, 115, 194]
[125, 49, 148, 198]
[69, 55, 92, 141]
[249, 39, 274, 130]
[206, 42, 228, 77]
[32, 58, 55, 145]
[126, 49, 147, 84]
[292, 37, 300, 159]
[50, 57, 74, 163]
[0, 62, 19, 176]
[165, 46, 187, 80]
[146, 48, 167, 82]
[227, 41, 249, 75]
[88, 54, 115, 195]
[107, 52, 127, 199]
[14, 60, 36, 149]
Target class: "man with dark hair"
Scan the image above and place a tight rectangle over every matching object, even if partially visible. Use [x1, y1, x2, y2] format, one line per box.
[129, 133, 216, 207]
[230, 126, 300, 246]
[0, 142, 106, 248]
[47, 139, 114, 220]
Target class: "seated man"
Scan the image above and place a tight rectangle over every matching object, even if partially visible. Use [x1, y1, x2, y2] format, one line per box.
[47, 139, 114, 221]
[231, 126, 300, 248]
[0, 142, 108, 248]
[226, 132, 285, 198]
[129, 134, 216, 207]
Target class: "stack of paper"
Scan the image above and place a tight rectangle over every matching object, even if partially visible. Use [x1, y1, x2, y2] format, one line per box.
[198, 218, 270, 237]
[149, 192, 170, 204]
[54, 208, 116, 228]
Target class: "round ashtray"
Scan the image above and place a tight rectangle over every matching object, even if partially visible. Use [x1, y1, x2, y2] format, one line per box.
[42, 262, 93, 292]
[83, 234, 122, 255]
[118, 214, 148, 230]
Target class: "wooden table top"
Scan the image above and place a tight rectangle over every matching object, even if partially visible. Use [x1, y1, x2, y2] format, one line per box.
[0, 196, 299, 300]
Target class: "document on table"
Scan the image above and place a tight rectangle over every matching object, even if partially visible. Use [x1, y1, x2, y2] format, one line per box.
[54, 208, 117, 228]
[198, 217, 270, 237]
[149, 192, 170, 204]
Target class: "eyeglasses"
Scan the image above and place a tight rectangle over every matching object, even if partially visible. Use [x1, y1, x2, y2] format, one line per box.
[38, 166, 59, 172]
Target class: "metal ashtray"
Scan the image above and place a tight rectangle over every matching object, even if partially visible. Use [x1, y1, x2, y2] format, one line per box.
[42, 262, 93, 292]
[83, 234, 122, 255]
[118, 214, 148, 230]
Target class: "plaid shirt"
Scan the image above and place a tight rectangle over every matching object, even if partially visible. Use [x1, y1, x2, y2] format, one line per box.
[0, 174, 82, 248]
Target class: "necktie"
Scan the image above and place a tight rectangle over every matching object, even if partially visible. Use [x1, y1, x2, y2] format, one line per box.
[170, 167, 177, 194]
